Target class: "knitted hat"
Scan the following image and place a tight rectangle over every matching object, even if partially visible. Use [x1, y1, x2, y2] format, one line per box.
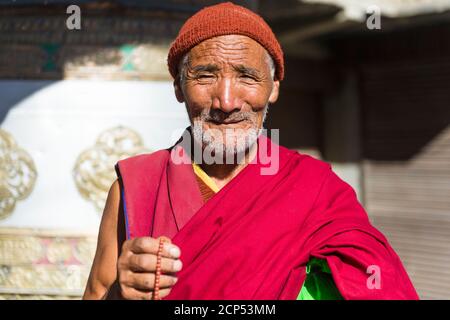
[167, 2, 284, 81]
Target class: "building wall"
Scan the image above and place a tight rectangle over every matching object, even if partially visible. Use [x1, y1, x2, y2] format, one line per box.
[332, 22, 450, 299]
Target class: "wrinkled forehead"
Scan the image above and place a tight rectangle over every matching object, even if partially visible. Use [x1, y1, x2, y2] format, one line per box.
[187, 34, 270, 70]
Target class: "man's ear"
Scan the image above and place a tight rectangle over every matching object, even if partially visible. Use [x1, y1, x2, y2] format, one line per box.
[174, 77, 185, 103]
[268, 80, 280, 104]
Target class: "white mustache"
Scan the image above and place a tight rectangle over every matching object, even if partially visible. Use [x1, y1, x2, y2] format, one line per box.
[201, 111, 256, 124]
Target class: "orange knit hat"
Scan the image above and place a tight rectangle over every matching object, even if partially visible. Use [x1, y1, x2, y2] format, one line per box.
[167, 2, 284, 81]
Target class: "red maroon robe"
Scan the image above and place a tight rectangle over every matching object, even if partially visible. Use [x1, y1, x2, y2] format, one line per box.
[115, 133, 419, 300]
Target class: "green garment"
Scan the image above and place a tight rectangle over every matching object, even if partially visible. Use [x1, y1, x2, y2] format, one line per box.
[297, 258, 343, 300]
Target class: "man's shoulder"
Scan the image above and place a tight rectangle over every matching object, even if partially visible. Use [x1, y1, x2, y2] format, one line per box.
[287, 150, 360, 199]
[115, 148, 171, 174]
[283, 147, 331, 173]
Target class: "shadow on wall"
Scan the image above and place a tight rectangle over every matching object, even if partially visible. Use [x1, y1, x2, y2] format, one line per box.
[329, 21, 450, 162]
[0, 81, 56, 124]
[267, 20, 450, 164]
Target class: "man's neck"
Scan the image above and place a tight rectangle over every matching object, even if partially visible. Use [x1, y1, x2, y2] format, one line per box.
[199, 143, 257, 190]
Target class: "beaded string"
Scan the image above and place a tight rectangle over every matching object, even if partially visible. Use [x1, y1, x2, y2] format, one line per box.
[152, 236, 170, 300]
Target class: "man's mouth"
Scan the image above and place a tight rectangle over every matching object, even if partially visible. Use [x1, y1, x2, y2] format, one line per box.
[208, 119, 246, 125]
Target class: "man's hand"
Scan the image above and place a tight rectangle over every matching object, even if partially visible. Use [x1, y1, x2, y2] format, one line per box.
[117, 236, 182, 300]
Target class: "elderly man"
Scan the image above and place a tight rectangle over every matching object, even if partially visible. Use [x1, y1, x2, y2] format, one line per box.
[83, 2, 418, 300]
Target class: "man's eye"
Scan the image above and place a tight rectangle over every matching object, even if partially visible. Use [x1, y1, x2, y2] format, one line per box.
[241, 74, 257, 81]
[197, 74, 214, 79]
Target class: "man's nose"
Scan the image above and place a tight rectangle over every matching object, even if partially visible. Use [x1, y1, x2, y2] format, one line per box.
[212, 77, 243, 113]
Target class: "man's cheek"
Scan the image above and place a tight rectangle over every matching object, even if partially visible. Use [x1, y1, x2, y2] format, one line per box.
[186, 100, 207, 117]
[187, 95, 211, 111]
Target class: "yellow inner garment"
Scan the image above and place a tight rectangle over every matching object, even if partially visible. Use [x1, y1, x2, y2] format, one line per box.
[192, 163, 220, 202]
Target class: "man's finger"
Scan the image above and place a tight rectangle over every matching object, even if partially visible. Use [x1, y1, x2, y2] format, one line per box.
[127, 273, 178, 291]
[122, 287, 153, 300]
[122, 286, 172, 300]
[159, 288, 172, 299]
[129, 237, 180, 258]
[129, 253, 183, 273]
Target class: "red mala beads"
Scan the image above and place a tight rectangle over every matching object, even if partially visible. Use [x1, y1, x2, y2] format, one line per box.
[152, 236, 170, 300]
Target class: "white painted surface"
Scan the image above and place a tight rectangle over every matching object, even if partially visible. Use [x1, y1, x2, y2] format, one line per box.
[0, 80, 190, 233]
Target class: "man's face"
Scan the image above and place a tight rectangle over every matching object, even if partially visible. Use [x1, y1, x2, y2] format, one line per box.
[175, 34, 280, 157]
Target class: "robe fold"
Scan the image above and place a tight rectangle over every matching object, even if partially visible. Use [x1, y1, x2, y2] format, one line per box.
[115, 132, 419, 300]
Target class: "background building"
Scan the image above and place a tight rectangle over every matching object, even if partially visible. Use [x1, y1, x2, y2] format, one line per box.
[0, 0, 449, 299]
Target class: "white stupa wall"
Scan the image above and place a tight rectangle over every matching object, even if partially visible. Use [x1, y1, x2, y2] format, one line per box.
[0, 80, 190, 234]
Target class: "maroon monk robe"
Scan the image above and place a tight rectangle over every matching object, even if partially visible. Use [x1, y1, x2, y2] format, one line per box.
[115, 132, 419, 300]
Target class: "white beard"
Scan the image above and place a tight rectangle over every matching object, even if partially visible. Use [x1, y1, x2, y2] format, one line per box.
[191, 105, 268, 162]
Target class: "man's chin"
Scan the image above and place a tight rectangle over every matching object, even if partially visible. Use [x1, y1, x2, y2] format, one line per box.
[209, 140, 257, 159]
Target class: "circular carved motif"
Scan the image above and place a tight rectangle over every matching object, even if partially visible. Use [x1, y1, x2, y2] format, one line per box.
[73, 126, 150, 212]
[0, 129, 37, 220]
